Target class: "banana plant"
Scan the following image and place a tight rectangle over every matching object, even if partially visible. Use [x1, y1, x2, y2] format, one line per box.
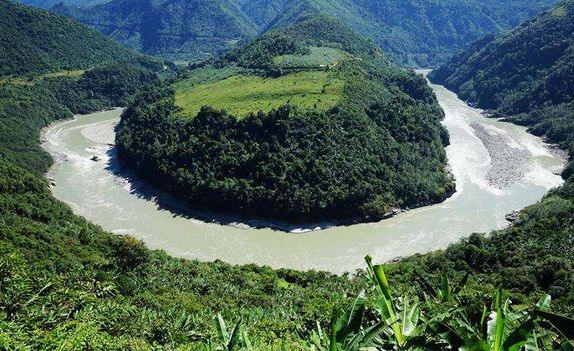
[317, 255, 574, 351]
[432, 289, 574, 351]
[363, 255, 438, 350]
[414, 270, 468, 303]
[211, 313, 252, 351]
[309, 290, 386, 351]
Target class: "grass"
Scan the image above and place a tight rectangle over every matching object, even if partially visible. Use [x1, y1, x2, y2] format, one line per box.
[0, 69, 85, 86]
[274, 47, 348, 69]
[173, 71, 345, 118]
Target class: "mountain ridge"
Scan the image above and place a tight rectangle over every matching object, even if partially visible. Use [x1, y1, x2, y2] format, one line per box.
[50, 0, 560, 66]
[0, 0, 157, 76]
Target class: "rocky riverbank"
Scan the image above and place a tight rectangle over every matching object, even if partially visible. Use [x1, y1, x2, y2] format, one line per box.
[470, 122, 530, 189]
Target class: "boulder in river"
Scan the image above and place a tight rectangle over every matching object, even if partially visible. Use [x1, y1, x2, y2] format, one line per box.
[505, 210, 522, 223]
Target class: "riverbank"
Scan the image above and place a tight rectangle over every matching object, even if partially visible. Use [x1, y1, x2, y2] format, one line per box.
[41, 84, 565, 273]
[40, 108, 123, 188]
[40, 117, 74, 187]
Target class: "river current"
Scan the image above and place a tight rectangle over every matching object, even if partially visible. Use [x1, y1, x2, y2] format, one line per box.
[43, 77, 564, 273]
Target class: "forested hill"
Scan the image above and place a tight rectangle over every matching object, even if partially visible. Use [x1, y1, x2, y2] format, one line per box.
[0, 0, 156, 77]
[50, 0, 559, 66]
[115, 16, 455, 224]
[429, 0, 574, 180]
[52, 0, 258, 61]
[16, 0, 105, 9]
[263, 0, 560, 67]
[0, 0, 167, 174]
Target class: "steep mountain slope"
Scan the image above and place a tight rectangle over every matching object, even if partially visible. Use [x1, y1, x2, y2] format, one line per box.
[430, 0, 574, 113]
[17, 0, 106, 8]
[0, 0, 164, 174]
[16, 0, 107, 9]
[237, 0, 290, 27]
[0, 0, 154, 76]
[429, 0, 574, 180]
[51, 0, 558, 66]
[266, 0, 560, 67]
[53, 0, 257, 60]
[116, 16, 455, 223]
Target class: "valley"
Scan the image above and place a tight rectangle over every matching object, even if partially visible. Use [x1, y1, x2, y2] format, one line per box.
[3, 0, 574, 347]
[48, 0, 560, 66]
[42, 75, 564, 273]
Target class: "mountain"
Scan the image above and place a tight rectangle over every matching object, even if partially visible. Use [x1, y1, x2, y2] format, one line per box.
[16, 0, 107, 9]
[266, 0, 561, 67]
[0, 0, 155, 76]
[50, 0, 559, 66]
[237, 0, 290, 27]
[0, 0, 165, 174]
[52, 0, 258, 61]
[429, 0, 574, 180]
[115, 15, 455, 223]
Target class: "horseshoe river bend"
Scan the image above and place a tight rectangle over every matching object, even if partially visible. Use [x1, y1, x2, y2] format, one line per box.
[42, 74, 566, 273]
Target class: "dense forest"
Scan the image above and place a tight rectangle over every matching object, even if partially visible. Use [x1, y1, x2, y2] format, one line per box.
[1, 0, 574, 349]
[49, 0, 558, 66]
[115, 16, 455, 223]
[0, 0, 160, 77]
[52, 0, 259, 61]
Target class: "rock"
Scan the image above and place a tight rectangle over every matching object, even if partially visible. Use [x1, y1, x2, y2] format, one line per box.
[90, 155, 101, 162]
[505, 210, 521, 223]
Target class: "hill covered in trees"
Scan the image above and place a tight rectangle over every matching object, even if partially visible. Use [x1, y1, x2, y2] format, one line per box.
[115, 16, 455, 224]
[52, 0, 259, 61]
[16, 0, 106, 9]
[50, 0, 558, 66]
[0, 0, 159, 77]
[0, 0, 166, 174]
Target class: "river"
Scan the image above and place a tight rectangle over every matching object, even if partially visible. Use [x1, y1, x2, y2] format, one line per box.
[42, 78, 565, 274]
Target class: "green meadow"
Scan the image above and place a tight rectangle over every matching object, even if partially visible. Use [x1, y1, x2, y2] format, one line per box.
[0, 69, 85, 86]
[173, 70, 345, 118]
[274, 46, 348, 68]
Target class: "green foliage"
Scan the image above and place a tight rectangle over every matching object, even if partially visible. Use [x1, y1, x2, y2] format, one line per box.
[316, 261, 574, 350]
[430, 0, 574, 114]
[0, 154, 366, 348]
[51, 0, 558, 66]
[173, 71, 344, 117]
[0, 65, 162, 176]
[274, 47, 348, 69]
[116, 16, 454, 223]
[0, 0, 160, 77]
[53, 0, 258, 61]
